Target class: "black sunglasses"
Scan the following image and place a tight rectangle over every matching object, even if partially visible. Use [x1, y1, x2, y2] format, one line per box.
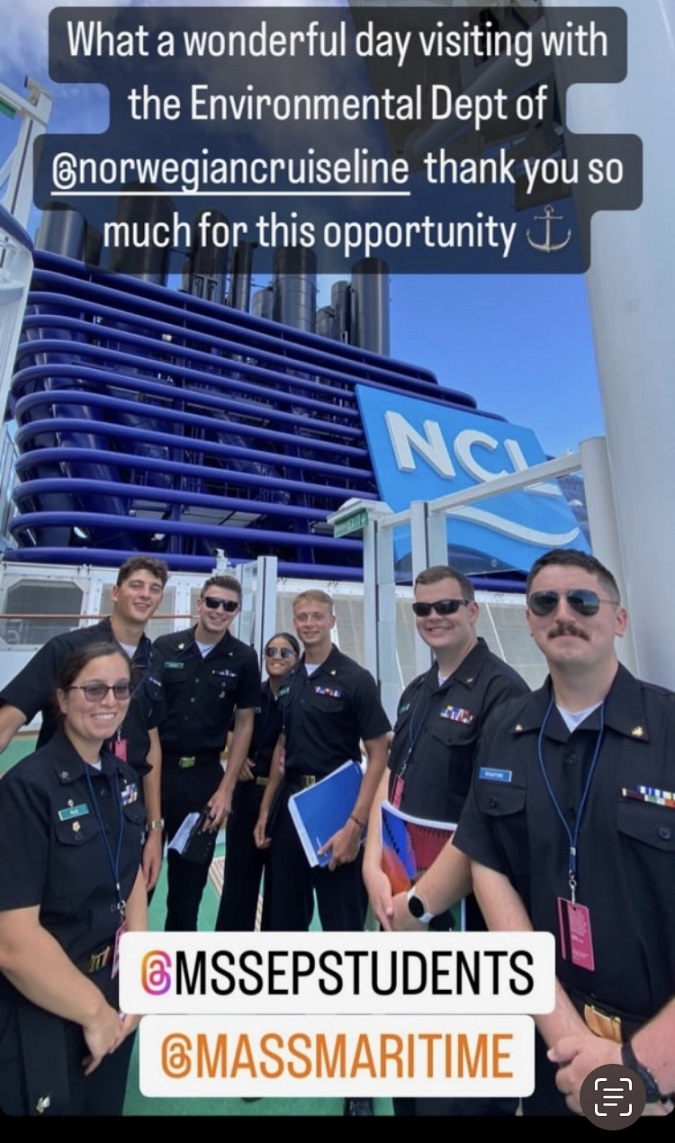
[528, 589, 619, 618]
[265, 647, 296, 659]
[68, 682, 132, 702]
[412, 599, 470, 617]
[201, 596, 239, 612]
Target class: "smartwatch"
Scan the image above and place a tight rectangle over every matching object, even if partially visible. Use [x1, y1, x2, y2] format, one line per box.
[406, 888, 434, 925]
[620, 1041, 664, 1104]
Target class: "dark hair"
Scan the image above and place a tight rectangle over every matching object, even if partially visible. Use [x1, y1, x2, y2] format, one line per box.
[266, 631, 300, 656]
[116, 556, 168, 588]
[56, 642, 132, 693]
[526, 549, 621, 601]
[201, 574, 242, 601]
[414, 565, 475, 602]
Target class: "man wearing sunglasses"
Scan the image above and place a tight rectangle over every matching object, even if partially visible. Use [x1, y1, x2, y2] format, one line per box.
[154, 574, 260, 930]
[363, 563, 528, 1117]
[438, 548, 675, 1116]
[0, 555, 168, 891]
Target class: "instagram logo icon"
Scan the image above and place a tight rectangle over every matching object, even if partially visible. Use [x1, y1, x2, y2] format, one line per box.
[141, 949, 173, 995]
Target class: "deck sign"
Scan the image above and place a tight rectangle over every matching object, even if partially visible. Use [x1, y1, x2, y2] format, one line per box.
[355, 386, 587, 571]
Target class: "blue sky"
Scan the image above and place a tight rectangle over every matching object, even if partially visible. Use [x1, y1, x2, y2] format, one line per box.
[0, 0, 605, 458]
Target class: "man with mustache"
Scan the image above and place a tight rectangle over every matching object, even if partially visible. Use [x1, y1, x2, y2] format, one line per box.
[419, 548, 675, 1115]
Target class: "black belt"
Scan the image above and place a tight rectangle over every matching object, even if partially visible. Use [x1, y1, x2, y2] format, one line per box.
[285, 772, 321, 789]
[163, 752, 223, 770]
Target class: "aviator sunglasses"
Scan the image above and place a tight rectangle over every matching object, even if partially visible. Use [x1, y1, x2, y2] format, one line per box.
[201, 596, 239, 612]
[412, 599, 470, 617]
[527, 589, 619, 617]
[265, 646, 296, 659]
[67, 682, 132, 701]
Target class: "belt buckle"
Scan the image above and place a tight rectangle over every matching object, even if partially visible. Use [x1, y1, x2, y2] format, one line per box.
[178, 755, 196, 769]
[584, 1003, 623, 1043]
[88, 945, 112, 973]
[301, 775, 316, 788]
[255, 776, 269, 787]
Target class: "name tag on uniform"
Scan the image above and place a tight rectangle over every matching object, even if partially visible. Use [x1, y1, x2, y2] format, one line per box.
[440, 706, 473, 723]
[398, 702, 411, 715]
[164, 661, 184, 670]
[58, 803, 89, 821]
[120, 782, 139, 806]
[478, 768, 512, 783]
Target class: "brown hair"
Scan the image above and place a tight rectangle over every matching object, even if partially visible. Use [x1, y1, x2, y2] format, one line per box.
[414, 565, 475, 602]
[56, 642, 132, 692]
[116, 556, 168, 588]
[201, 574, 242, 601]
[526, 549, 620, 602]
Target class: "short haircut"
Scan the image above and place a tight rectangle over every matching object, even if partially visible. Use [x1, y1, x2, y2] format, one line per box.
[116, 556, 168, 588]
[414, 565, 475, 602]
[57, 642, 132, 692]
[293, 589, 334, 614]
[201, 574, 242, 601]
[526, 548, 621, 602]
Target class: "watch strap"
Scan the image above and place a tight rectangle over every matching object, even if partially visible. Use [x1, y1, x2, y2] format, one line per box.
[406, 887, 434, 925]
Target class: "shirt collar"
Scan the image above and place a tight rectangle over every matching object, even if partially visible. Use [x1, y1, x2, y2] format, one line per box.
[425, 637, 488, 692]
[510, 665, 651, 743]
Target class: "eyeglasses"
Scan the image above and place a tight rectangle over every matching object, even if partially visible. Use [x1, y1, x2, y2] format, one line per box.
[265, 647, 296, 659]
[201, 597, 239, 612]
[527, 589, 619, 618]
[68, 682, 132, 702]
[412, 599, 470, 617]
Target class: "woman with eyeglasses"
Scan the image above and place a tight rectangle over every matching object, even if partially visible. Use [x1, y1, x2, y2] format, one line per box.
[216, 632, 300, 931]
[0, 643, 147, 1116]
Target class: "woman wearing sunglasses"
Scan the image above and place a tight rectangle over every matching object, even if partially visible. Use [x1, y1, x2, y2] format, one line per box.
[216, 632, 300, 931]
[0, 643, 147, 1116]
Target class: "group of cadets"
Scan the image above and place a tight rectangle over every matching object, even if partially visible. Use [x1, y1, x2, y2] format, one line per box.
[0, 549, 673, 1117]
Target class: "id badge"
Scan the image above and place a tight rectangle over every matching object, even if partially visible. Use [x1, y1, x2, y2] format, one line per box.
[557, 897, 595, 971]
[391, 774, 405, 809]
[113, 737, 128, 762]
[112, 920, 128, 979]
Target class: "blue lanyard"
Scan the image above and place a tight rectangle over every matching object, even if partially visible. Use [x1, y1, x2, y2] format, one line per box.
[537, 697, 605, 903]
[84, 761, 126, 921]
[398, 671, 437, 776]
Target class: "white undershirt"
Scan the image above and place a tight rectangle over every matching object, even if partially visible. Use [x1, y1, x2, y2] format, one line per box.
[195, 641, 215, 657]
[556, 702, 602, 733]
[305, 662, 320, 676]
[118, 641, 137, 660]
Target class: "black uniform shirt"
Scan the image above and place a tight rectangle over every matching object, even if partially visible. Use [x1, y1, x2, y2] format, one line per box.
[0, 618, 163, 771]
[388, 638, 529, 823]
[0, 730, 145, 963]
[281, 646, 390, 778]
[248, 680, 283, 780]
[153, 626, 260, 754]
[455, 665, 675, 1023]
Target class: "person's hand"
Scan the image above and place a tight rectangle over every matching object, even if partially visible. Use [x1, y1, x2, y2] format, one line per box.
[203, 786, 232, 831]
[238, 759, 254, 782]
[317, 818, 361, 871]
[391, 890, 428, 932]
[118, 1012, 141, 1043]
[363, 863, 394, 930]
[254, 810, 270, 849]
[548, 1032, 621, 1114]
[142, 829, 162, 891]
[81, 1003, 125, 1075]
